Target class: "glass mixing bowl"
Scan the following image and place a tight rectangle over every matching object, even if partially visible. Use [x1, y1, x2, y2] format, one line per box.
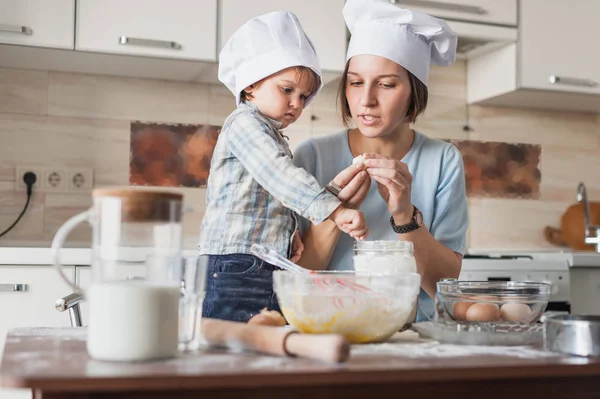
[435, 279, 551, 328]
[273, 270, 421, 344]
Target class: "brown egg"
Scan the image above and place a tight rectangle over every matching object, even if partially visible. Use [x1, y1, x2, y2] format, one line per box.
[465, 302, 500, 322]
[500, 303, 533, 323]
[248, 308, 287, 326]
[453, 302, 473, 321]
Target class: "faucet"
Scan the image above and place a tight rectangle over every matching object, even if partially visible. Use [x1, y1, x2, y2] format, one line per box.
[577, 182, 600, 252]
[55, 292, 84, 327]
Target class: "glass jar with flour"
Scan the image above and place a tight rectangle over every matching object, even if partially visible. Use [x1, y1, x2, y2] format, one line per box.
[51, 188, 183, 362]
[353, 240, 417, 275]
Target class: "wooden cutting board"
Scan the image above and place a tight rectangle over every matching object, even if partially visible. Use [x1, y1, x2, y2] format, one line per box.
[545, 202, 600, 251]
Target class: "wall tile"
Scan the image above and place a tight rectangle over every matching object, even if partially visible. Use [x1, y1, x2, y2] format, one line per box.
[414, 61, 468, 141]
[43, 206, 91, 244]
[468, 198, 572, 251]
[0, 192, 45, 241]
[0, 165, 14, 183]
[0, 68, 48, 115]
[0, 65, 599, 252]
[48, 72, 210, 124]
[208, 84, 236, 126]
[468, 106, 599, 149]
[0, 113, 130, 185]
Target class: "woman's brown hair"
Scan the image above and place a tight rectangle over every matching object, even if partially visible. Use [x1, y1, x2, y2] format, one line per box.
[336, 61, 429, 128]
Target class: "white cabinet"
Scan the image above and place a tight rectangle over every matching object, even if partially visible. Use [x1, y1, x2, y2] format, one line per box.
[219, 0, 347, 73]
[395, 0, 516, 26]
[76, 0, 218, 61]
[0, 0, 75, 49]
[467, 0, 600, 112]
[519, 0, 600, 96]
[0, 266, 74, 399]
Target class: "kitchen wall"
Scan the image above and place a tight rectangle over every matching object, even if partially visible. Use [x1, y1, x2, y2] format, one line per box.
[0, 63, 599, 251]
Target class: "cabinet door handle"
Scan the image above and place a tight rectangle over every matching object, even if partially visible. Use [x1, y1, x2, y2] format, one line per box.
[118, 36, 182, 50]
[0, 284, 28, 292]
[389, 0, 487, 15]
[0, 24, 33, 35]
[548, 76, 598, 88]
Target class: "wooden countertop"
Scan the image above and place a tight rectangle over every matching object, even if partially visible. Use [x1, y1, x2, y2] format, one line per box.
[2, 327, 600, 399]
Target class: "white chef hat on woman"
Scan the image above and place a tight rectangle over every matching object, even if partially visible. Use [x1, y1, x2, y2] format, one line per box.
[218, 11, 323, 106]
[344, 0, 458, 86]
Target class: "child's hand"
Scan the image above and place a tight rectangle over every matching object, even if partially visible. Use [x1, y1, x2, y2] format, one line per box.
[290, 230, 304, 263]
[330, 206, 369, 240]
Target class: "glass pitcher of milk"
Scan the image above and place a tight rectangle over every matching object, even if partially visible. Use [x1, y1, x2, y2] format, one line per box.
[51, 188, 183, 362]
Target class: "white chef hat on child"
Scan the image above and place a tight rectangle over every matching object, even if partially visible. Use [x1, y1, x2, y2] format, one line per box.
[344, 0, 458, 87]
[218, 11, 324, 106]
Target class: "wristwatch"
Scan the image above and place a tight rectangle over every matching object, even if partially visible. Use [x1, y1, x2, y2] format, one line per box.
[390, 206, 423, 234]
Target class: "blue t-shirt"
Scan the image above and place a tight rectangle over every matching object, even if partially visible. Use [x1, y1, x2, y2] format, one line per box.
[293, 130, 468, 320]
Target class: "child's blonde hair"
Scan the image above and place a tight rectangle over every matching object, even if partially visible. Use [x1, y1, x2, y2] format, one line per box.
[241, 66, 320, 102]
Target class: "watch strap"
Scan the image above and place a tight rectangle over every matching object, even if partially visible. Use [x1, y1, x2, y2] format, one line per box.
[390, 206, 421, 234]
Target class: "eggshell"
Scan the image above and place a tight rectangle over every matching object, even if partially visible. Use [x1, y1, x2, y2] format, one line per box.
[500, 303, 533, 323]
[465, 302, 500, 322]
[352, 155, 367, 170]
[452, 302, 473, 321]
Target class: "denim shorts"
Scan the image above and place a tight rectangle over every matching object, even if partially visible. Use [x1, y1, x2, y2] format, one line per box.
[201, 253, 281, 323]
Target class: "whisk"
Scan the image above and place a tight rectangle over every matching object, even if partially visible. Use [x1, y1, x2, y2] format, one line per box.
[250, 244, 373, 305]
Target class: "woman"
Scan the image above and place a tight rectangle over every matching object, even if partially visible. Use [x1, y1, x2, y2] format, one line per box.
[293, 0, 468, 320]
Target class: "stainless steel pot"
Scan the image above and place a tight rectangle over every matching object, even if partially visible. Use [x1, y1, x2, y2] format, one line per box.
[544, 314, 600, 357]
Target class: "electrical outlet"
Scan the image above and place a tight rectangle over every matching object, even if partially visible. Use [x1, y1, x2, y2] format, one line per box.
[68, 168, 94, 192]
[42, 168, 69, 192]
[15, 166, 43, 192]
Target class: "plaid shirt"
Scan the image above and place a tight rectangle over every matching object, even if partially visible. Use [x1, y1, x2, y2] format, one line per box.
[198, 102, 341, 258]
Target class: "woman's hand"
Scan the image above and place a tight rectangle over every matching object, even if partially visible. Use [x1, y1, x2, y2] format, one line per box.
[362, 153, 413, 222]
[328, 163, 371, 209]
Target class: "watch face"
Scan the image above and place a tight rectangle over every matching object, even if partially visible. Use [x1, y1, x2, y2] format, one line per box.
[416, 211, 424, 226]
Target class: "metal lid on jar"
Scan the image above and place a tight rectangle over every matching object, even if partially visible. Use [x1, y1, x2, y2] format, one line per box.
[93, 187, 183, 222]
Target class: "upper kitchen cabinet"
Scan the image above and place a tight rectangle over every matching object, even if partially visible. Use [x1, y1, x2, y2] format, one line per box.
[467, 0, 600, 112]
[519, 0, 600, 96]
[219, 0, 346, 74]
[76, 0, 218, 61]
[393, 0, 516, 26]
[0, 0, 75, 49]
[390, 0, 518, 59]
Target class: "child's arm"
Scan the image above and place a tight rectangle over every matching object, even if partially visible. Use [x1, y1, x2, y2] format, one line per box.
[226, 112, 340, 224]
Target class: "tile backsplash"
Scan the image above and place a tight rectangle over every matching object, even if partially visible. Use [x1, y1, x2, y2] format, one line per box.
[1, 62, 599, 251]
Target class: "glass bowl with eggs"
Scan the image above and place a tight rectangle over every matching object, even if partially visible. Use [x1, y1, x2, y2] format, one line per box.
[435, 278, 551, 330]
[273, 270, 421, 344]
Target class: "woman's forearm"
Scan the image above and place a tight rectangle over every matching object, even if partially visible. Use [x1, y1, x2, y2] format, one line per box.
[397, 225, 462, 298]
[297, 220, 342, 270]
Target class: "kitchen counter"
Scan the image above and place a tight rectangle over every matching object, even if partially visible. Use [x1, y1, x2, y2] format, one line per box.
[0, 247, 200, 265]
[2, 327, 600, 399]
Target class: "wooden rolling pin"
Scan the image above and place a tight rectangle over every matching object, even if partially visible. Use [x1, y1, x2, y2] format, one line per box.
[201, 318, 350, 363]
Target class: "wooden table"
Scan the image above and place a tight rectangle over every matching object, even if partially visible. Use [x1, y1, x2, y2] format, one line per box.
[2, 327, 600, 399]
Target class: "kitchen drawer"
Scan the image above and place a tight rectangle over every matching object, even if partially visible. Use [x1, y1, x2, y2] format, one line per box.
[0, 266, 75, 351]
[0, 266, 75, 399]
